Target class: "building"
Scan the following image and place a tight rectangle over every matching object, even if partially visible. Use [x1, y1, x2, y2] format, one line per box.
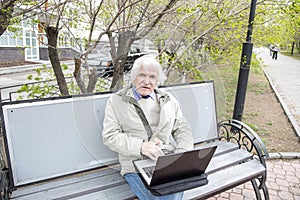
[0, 16, 79, 65]
[0, 3, 158, 66]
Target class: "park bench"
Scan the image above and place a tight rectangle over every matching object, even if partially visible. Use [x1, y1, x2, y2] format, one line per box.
[0, 81, 269, 199]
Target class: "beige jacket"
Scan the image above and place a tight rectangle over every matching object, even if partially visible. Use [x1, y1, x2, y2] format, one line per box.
[102, 87, 194, 176]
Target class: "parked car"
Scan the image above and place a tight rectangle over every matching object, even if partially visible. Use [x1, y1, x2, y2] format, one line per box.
[83, 44, 146, 77]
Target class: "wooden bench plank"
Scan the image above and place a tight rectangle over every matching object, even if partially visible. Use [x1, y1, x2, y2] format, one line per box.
[10, 166, 119, 197]
[11, 143, 253, 200]
[183, 159, 265, 200]
[206, 148, 253, 174]
[10, 168, 125, 199]
[195, 140, 239, 156]
[11, 141, 234, 198]
[61, 184, 135, 200]
[52, 159, 263, 200]
[11, 172, 125, 199]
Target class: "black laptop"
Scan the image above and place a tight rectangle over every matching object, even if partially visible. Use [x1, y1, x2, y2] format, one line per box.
[133, 146, 217, 189]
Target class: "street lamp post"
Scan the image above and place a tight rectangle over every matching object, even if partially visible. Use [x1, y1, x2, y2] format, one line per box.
[232, 0, 257, 121]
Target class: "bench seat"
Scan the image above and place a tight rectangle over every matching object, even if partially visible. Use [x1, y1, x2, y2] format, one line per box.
[183, 159, 265, 199]
[9, 141, 265, 200]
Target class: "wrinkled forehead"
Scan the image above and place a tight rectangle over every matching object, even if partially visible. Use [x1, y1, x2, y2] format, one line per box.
[138, 65, 159, 75]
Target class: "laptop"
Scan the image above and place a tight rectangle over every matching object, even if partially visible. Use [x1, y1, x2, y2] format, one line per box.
[133, 146, 217, 187]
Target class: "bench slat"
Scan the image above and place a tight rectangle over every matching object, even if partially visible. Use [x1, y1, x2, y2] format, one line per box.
[183, 159, 265, 200]
[52, 159, 264, 200]
[195, 140, 239, 156]
[206, 148, 253, 174]
[10, 169, 126, 199]
[71, 159, 264, 200]
[58, 184, 134, 200]
[11, 143, 253, 200]
[10, 167, 119, 197]
[10, 141, 234, 198]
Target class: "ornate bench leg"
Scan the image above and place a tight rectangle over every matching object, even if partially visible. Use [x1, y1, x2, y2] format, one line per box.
[261, 182, 270, 200]
[0, 168, 10, 200]
[251, 177, 270, 200]
[251, 179, 262, 200]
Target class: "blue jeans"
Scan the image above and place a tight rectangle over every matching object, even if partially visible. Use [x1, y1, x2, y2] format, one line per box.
[124, 173, 183, 200]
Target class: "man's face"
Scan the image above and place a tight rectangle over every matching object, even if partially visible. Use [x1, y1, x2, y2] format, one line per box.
[134, 65, 159, 96]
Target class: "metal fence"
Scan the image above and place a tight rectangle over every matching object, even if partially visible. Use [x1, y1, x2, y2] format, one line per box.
[0, 75, 112, 103]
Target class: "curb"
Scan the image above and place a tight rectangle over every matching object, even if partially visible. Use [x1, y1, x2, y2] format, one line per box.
[268, 152, 300, 160]
[0, 64, 48, 75]
[0, 61, 74, 75]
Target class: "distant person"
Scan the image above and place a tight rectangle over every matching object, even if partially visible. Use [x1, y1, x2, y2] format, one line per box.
[102, 55, 194, 200]
[269, 44, 274, 56]
[272, 45, 279, 60]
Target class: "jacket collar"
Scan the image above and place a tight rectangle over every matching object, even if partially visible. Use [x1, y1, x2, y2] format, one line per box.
[132, 87, 156, 101]
[116, 86, 171, 106]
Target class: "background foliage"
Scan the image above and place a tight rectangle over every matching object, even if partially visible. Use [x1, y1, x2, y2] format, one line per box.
[1, 0, 299, 98]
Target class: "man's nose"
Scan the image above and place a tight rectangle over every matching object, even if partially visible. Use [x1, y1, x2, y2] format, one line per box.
[143, 77, 151, 84]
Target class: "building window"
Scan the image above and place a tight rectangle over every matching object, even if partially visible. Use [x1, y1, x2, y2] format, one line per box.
[0, 32, 9, 45]
[0, 30, 23, 46]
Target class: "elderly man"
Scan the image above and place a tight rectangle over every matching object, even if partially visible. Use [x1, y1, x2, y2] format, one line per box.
[102, 55, 194, 200]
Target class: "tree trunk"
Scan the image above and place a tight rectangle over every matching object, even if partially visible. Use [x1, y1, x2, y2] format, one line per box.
[291, 42, 295, 55]
[45, 26, 69, 96]
[73, 57, 87, 93]
[87, 67, 98, 93]
[73, 57, 98, 94]
[110, 61, 124, 91]
[0, 0, 16, 36]
[110, 31, 134, 91]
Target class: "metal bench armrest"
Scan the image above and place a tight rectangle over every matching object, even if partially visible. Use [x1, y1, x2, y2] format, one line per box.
[218, 119, 269, 191]
[218, 119, 269, 163]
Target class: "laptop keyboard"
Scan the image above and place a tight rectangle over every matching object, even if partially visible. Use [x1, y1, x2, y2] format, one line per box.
[162, 149, 173, 155]
[141, 149, 173, 178]
[143, 166, 155, 178]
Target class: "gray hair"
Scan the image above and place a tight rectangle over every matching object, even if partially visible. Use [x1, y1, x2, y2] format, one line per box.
[130, 55, 167, 85]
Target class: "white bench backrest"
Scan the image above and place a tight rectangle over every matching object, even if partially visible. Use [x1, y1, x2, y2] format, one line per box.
[1, 81, 218, 187]
[162, 82, 218, 144]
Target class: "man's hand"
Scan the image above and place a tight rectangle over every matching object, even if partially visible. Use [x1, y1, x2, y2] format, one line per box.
[141, 141, 164, 160]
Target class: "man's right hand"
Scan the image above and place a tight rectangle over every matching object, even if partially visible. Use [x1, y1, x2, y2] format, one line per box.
[141, 141, 164, 160]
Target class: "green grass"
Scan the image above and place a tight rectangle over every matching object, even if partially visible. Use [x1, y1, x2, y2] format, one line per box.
[198, 56, 272, 139]
[247, 123, 259, 132]
[280, 50, 300, 60]
[266, 121, 273, 126]
[248, 82, 268, 95]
